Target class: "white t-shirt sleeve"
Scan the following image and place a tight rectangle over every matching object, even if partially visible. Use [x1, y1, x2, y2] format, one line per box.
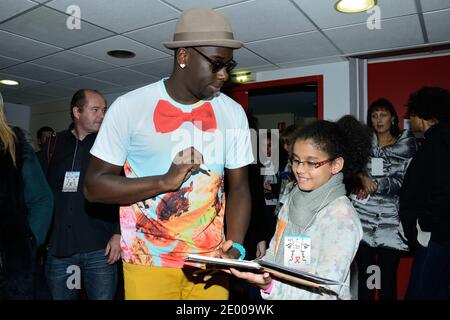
[90, 96, 130, 166]
[225, 104, 254, 169]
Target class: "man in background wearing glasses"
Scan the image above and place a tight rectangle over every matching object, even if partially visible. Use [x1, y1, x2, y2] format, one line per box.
[84, 8, 253, 300]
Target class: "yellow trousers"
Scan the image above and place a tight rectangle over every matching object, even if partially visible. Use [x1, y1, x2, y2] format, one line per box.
[123, 262, 229, 300]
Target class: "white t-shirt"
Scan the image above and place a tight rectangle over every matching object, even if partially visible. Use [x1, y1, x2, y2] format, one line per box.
[90, 79, 254, 267]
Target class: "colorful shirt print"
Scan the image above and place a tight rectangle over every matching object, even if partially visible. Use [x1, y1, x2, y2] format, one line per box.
[90, 80, 254, 267]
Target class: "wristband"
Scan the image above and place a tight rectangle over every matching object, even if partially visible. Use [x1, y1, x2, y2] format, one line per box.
[231, 242, 246, 260]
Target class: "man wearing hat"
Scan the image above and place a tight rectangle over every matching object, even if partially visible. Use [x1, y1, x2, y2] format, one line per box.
[84, 8, 253, 300]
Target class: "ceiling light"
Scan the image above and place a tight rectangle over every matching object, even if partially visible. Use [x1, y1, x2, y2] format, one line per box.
[231, 71, 253, 83]
[0, 79, 19, 86]
[335, 0, 376, 13]
[107, 50, 136, 59]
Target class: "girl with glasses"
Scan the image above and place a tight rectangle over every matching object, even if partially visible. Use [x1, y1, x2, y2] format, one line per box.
[225, 118, 370, 300]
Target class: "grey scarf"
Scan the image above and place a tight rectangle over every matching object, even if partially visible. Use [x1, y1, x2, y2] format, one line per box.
[288, 173, 346, 230]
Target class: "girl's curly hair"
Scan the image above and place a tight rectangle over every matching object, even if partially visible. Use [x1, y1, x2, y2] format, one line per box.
[290, 116, 371, 193]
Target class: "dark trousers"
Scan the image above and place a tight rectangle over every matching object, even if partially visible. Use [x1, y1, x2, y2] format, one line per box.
[406, 240, 450, 300]
[356, 242, 401, 300]
[405, 241, 427, 300]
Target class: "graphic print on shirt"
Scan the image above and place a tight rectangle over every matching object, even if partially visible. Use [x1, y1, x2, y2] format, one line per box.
[120, 155, 226, 267]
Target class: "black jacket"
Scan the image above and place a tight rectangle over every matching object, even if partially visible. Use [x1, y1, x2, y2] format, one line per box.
[400, 124, 450, 248]
[38, 130, 120, 257]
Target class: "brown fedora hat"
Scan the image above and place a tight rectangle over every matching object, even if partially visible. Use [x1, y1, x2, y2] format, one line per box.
[164, 8, 243, 49]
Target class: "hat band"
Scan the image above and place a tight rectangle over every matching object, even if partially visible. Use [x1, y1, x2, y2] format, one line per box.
[173, 31, 235, 42]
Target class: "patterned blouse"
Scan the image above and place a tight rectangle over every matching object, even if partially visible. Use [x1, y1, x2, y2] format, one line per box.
[261, 195, 363, 300]
[352, 129, 417, 251]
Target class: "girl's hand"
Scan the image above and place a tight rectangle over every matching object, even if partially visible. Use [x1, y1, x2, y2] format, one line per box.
[360, 175, 378, 195]
[228, 268, 273, 290]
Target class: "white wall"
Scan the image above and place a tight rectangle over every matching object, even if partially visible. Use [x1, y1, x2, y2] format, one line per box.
[4, 102, 31, 132]
[28, 91, 128, 148]
[255, 61, 351, 121]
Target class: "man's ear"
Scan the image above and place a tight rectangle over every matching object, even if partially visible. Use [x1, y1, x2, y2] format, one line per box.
[72, 106, 81, 120]
[176, 47, 189, 67]
[331, 157, 344, 175]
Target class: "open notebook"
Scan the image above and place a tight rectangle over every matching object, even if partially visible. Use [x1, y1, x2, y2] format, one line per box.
[185, 254, 342, 288]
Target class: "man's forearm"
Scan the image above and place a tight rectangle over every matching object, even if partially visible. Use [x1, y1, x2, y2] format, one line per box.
[225, 187, 251, 244]
[84, 174, 170, 205]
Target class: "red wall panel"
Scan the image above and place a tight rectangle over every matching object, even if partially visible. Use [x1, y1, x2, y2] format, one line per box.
[368, 55, 450, 127]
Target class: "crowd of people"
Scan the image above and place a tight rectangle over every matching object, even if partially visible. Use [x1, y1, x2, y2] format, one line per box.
[1, 7, 449, 301]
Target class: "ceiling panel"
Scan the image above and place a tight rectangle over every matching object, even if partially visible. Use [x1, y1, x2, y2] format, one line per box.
[0, 72, 45, 89]
[278, 55, 347, 69]
[245, 31, 340, 63]
[420, 0, 450, 12]
[46, 0, 180, 33]
[164, 0, 247, 10]
[0, 0, 449, 106]
[26, 83, 78, 98]
[0, 0, 38, 23]
[2, 63, 77, 82]
[0, 30, 62, 61]
[1, 90, 56, 104]
[233, 47, 273, 68]
[52, 76, 121, 92]
[0, 6, 114, 48]
[124, 20, 177, 55]
[423, 9, 450, 43]
[33, 51, 116, 75]
[218, 0, 316, 42]
[102, 84, 143, 95]
[0, 55, 23, 69]
[71, 35, 170, 66]
[324, 15, 424, 54]
[244, 63, 279, 73]
[127, 57, 173, 78]
[294, 0, 418, 29]
[87, 68, 157, 87]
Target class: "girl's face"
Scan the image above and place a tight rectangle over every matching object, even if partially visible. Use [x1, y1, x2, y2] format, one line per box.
[370, 108, 394, 135]
[291, 139, 342, 192]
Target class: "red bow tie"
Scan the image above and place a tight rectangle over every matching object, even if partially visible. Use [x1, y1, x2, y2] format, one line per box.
[153, 100, 217, 133]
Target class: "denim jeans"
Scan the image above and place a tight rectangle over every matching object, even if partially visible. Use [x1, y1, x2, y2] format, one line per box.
[46, 249, 117, 300]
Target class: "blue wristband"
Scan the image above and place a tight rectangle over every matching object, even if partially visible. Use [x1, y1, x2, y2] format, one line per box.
[231, 242, 246, 260]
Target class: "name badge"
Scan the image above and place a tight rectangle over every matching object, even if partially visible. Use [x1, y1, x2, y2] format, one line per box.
[62, 171, 80, 192]
[371, 158, 384, 176]
[284, 236, 311, 267]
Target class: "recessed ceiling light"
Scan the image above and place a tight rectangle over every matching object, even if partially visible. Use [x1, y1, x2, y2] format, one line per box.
[335, 0, 376, 13]
[107, 50, 136, 59]
[0, 79, 19, 86]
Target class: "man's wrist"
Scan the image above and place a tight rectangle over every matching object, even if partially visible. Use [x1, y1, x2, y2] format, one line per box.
[159, 174, 174, 192]
[231, 242, 247, 260]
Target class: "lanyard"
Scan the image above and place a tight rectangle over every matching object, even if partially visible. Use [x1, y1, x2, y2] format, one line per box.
[70, 139, 79, 172]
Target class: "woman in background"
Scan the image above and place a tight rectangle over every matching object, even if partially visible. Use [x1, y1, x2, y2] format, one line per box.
[352, 98, 417, 300]
[0, 92, 53, 299]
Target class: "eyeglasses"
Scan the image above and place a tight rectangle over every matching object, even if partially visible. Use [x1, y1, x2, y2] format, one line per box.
[290, 158, 334, 170]
[191, 47, 237, 73]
